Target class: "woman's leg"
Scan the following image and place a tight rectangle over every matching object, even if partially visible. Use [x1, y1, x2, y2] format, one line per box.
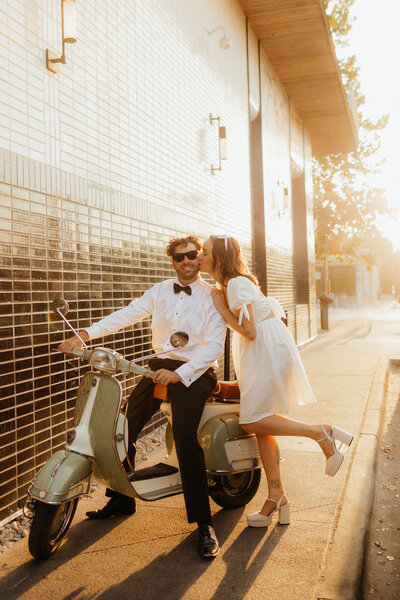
[256, 434, 288, 515]
[242, 415, 335, 459]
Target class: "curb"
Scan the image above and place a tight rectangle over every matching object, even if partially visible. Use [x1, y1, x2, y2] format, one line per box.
[312, 356, 390, 600]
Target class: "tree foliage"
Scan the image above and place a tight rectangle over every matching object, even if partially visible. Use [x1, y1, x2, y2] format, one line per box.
[314, 0, 393, 264]
[324, 0, 355, 46]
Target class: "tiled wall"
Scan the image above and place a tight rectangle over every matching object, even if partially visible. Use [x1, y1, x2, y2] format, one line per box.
[259, 51, 317, 342]
[0, 0, 318, 521]
[259, 50, 296, 328]
[0, 0, 254, 521]
[0, 149, 238, 521]
[305, 133, 318, 338]
[0, 0, 252, 239]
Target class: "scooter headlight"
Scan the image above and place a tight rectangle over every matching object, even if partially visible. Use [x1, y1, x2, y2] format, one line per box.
[88, 347, 119, 372]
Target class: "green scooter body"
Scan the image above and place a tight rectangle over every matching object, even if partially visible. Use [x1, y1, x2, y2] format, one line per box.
[28, 450, 92, 505]
[198, 411, 261, 473]
[84, 372, 135, 498]
[29, 371, 135, 504]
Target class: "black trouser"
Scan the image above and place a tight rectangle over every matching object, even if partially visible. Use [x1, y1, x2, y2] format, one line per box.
[107, 357, 217, 523]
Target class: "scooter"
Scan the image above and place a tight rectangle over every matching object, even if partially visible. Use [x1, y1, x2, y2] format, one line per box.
[25, 298, 262, 559]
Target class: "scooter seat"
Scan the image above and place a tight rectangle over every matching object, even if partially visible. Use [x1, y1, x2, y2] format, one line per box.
[211, 380, 240, 401]
[154, 380, 241, 403]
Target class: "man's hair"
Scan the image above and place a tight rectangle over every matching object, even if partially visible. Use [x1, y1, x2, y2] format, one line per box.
[166, 235, 202, 257]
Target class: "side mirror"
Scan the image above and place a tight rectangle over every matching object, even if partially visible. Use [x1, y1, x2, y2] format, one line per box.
[130, 331, 190, 365]
[52, 297, 69, 316]
[169, 331, 189, 348]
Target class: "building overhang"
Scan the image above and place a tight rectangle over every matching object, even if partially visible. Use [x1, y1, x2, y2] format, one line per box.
[239, 0, 358, 155]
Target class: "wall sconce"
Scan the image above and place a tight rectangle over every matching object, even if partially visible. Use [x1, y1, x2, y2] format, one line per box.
[210, 114, 227, 175]
[208, 26, 231, 50]
[276, 179, 289, 196]
[275, 179, 289, 216]
[46, 0, 77, 73]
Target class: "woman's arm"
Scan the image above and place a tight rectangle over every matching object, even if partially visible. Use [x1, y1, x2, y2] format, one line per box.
[211, 289, 257, 341]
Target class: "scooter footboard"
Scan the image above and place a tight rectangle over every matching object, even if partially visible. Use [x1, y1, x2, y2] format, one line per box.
[28, 450, 92, 505]
[198, 413, 261, 474]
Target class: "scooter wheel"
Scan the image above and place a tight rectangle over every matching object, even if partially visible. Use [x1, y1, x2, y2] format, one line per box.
[28, 499, 78, 559]
[209, 469, 261, 509]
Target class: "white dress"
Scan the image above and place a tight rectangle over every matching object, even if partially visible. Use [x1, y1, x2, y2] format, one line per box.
[227, 276, 317, 423]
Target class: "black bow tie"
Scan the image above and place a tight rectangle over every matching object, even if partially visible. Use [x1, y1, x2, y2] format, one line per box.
[174, 283, 192, 296]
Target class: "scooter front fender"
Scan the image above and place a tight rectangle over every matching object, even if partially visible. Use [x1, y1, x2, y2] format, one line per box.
[28, 450, 92, 505]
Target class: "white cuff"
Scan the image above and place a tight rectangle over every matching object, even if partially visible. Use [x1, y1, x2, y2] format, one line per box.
[175, 363, 194, 387]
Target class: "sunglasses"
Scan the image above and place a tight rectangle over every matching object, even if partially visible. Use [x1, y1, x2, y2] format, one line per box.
[172, 250, 199, 262]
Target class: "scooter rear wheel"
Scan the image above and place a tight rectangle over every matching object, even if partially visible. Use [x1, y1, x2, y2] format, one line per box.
[209, 469, 261, 509]
[28, 498, 78, 559]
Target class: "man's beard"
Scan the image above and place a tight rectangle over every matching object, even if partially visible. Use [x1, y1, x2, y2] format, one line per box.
[179, 264, 200, 281]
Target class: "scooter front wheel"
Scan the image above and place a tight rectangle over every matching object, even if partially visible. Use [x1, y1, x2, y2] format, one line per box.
[209, 469, 261, 509]
[28, 498, 78, 559]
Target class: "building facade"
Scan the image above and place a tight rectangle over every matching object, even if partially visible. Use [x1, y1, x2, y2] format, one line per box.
[0, 0, 356, 521]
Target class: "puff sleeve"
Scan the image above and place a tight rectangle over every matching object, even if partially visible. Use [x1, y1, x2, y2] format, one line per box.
[227, 276, 258, 326]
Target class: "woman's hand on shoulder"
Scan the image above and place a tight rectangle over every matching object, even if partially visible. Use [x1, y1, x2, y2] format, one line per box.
[211, 288, 228, 315]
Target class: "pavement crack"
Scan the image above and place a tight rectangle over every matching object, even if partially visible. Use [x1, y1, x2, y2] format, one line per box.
[75, 530, 194, 556]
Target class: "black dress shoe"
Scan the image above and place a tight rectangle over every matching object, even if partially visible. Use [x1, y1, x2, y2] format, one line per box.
[198, 524, 220, 559]
[86, 497, 136, 520]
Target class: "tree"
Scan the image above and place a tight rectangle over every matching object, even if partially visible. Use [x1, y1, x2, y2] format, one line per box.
[314, 0, 393, 264]
[313, 114, 389, 261]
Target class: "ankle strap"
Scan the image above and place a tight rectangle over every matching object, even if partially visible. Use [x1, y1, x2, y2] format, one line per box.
[317, 424, 329, 443]
[267, 493, 286, 507]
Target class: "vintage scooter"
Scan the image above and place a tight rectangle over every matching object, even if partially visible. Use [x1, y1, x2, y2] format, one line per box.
[25, 298, 262, 559]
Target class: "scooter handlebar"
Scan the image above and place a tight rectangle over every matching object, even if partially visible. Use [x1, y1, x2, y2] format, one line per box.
[64, 347, 158, 380]
[71, 347, 86, 358]
[122, 357, 158, 379]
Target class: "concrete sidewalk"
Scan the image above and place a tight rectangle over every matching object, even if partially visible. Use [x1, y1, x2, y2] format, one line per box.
[1, 302, 399, 600]
[362, 360, 400, 600]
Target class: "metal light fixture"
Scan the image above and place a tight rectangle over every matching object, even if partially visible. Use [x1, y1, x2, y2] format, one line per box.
[276, 179, 288, 194]
[208, 26, 231, 50]
[210, 114, 227, 174]
[47, 0, 77, 73]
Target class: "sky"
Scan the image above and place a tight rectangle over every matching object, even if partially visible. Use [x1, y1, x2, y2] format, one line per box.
[339, 0, 400, 250]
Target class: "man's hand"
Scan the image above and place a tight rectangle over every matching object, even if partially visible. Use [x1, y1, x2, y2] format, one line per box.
[153, 369, 181, 385]
[58, 331, 89, 357]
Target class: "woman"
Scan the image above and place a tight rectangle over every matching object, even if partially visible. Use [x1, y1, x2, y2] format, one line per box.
[199, 235, 353, 528]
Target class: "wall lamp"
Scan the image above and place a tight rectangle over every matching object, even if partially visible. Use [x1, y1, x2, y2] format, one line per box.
[276, 179, 289, 196]
[210, 114, 227, 174]
[47, 0, 77, 73]
[208, 26, 231, 50]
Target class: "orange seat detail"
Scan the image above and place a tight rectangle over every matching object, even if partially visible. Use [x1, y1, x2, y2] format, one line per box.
[153, 380, 240, 401]
[154, 382, 168, 401]
[211, 380, 240, 399]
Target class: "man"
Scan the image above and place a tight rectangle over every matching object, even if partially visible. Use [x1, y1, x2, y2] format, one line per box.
[59, 236, 226, 559]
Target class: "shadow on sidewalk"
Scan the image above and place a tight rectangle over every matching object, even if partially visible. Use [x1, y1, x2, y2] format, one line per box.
[210, 523, 288, 600]
[0, 514, 123, 599]
[96, 509, 287, 600]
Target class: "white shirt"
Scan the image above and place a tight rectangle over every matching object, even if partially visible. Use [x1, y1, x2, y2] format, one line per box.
[84, 277, 226, 387]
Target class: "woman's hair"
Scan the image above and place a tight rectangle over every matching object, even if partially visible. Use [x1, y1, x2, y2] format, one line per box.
[210, 236, 259, 287]
[166, 235, 202, 257]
